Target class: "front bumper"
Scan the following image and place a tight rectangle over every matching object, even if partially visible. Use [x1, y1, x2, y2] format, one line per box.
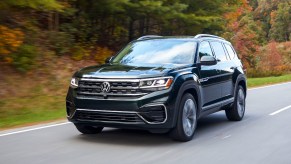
[66, 87, 176, 130]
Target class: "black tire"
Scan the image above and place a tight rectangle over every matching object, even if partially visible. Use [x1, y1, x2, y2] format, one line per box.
[225, 85, 245, 121]
[74, 124, 104, 134]
[170, 93, 198, 142]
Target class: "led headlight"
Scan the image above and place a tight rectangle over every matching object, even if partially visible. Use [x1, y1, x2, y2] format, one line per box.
[139, 77, 173, 89]
[70, 77, 79, 88]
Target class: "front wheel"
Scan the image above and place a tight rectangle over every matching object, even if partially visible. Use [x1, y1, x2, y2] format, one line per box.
[74, 124, 104, 134]
[170, 93, 197, 142]
[225, 85, 246, 121]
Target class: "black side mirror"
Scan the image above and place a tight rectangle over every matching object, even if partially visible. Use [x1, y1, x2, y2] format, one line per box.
[200, 56, 217, 66]
[105, 56, 113, 64]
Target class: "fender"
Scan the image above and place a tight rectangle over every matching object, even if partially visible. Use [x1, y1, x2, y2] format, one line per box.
[233, 74, 247, 98]
[167, 73, 202, 127]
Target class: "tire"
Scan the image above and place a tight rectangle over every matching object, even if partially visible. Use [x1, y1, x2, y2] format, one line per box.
[225, 85, 245, 121]
[170, 93, 198, 142]
[74, 124, 104, 134]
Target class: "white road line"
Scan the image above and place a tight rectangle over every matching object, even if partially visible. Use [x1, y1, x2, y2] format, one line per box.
[0, 122, 71, 137]
[1, 81, 291, 137]
[269, 105, 291, 116]
[248, 81, 291, 91]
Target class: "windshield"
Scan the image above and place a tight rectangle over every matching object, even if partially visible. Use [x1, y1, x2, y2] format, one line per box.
[112, 39, 196, 65]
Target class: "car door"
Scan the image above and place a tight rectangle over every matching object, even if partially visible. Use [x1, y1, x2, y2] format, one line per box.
[210, 41, 234, 101]
[197, 41, 222, 110]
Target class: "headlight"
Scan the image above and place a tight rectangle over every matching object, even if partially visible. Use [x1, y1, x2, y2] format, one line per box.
[139, 77, 173, 89]
[70, 77, 79, 88]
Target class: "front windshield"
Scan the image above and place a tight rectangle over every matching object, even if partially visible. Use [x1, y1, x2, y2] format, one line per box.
[112, 39, 196, 65]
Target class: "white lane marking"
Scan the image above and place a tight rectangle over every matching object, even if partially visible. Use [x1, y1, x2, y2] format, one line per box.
[248, 81, 291, 91]
[269, 105, 291, 116]
[0, 122, 71, 137]
[222, 135, 231, 139]
[0, 81, 291, 137]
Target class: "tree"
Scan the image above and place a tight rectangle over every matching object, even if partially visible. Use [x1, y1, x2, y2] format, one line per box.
[269, 2, 291, 42]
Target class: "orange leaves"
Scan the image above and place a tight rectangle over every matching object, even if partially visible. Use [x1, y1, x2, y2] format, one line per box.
[0, 25, 24, 63]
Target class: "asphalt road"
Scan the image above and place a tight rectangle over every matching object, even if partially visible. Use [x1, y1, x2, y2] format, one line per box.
[1, 82, 291, 164]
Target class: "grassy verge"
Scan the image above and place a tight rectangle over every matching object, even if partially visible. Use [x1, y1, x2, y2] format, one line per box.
[0, 95, 65, 129]
[1, 74, 291, 130]
[247, 74, 291, 88]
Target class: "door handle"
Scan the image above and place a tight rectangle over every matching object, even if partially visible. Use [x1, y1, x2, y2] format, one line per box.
[230, 67, 236, 70]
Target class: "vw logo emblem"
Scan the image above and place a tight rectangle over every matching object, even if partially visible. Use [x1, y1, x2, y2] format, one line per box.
[100, 82, 111, 93]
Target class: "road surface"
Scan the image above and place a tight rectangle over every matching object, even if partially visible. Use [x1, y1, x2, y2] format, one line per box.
[1, 82, 291, 164]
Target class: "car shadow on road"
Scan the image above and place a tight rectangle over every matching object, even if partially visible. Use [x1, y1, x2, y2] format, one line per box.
[74, 112, 239, 146]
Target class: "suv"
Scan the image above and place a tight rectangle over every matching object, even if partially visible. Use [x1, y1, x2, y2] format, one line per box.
[66, 34, 247, 141]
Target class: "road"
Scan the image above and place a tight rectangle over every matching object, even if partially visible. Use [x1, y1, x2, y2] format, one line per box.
[1, 82, 291, 164]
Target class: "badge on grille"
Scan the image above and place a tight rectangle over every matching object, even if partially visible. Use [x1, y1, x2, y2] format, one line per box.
[100, 82, 111, 93]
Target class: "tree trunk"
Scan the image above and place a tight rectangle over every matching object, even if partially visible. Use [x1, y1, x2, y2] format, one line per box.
[128, 18, 135, 41]
[54, 12, 59, 31]
[139, 18, 145, 36]
[48, 12, 53, 31]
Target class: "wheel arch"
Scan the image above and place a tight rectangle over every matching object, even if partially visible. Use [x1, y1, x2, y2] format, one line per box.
[234, 74, 247, 97]
[169, 74, 202, 127]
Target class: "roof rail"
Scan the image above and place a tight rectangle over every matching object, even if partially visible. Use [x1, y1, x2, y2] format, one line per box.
[194, 34, 225, 40]
[137, 35, 162, 40]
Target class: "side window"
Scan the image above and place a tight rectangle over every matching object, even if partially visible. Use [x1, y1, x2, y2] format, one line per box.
[198, 41, 213, 59]
[210, 42, 228, 61]
[224, 43, 236, 60]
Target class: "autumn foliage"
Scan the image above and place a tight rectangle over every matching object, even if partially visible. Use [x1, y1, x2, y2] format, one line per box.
[0, 25, 24, 63]
[0, 0, 290, 77]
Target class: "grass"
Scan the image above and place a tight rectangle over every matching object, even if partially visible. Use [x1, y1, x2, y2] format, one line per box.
[0, 95, 65, 129]
[1, 74, 291, 130]
[247, 74, 291, 88]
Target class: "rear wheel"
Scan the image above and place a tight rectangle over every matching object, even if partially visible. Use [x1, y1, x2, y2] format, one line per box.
[225, 85, 245, 121]
[170, 93, 197, 142]
[74, 124, 104, 134]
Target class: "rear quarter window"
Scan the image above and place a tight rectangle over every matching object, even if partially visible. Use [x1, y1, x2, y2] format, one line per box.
[210, 42, 228, 61]
[224, 43, 237, 60]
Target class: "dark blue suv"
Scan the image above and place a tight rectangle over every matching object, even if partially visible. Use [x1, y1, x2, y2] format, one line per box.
[66, 34, 247, 141]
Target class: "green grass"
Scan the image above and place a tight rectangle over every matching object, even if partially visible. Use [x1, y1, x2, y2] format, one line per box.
[248, 74, 291, 88]
[0, 95, 65, 129]
[1, 74, 291, 130]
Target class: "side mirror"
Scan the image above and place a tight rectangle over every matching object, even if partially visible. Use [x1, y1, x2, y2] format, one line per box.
[105, 56, 113, 64]
[200, 56, 217, 66]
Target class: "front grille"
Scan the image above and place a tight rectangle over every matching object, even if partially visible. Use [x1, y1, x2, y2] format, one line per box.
[75, 110, 144, 124]
[77, 79, 150, 99]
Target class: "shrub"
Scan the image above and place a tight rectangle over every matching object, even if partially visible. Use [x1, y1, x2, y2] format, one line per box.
[11, 44, 38, 72]
[94, 46, 114, 64]
[46, 31, 74, 56]
[71, 45, 89, 61]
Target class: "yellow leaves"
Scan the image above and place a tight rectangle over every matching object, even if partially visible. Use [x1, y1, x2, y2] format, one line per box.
[0, 25, 24, 62]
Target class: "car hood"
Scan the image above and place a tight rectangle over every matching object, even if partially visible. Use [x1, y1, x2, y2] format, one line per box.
[75, 63, 186, 79]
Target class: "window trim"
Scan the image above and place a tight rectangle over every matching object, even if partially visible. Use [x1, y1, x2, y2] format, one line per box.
[197, 41, 215, 63]
[209, 41, 229, 62]
[223, 43, 238, 60]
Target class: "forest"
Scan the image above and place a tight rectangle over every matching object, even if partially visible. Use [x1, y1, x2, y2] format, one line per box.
[0, 0, 291, 128]
[1, 0, 290, 74]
